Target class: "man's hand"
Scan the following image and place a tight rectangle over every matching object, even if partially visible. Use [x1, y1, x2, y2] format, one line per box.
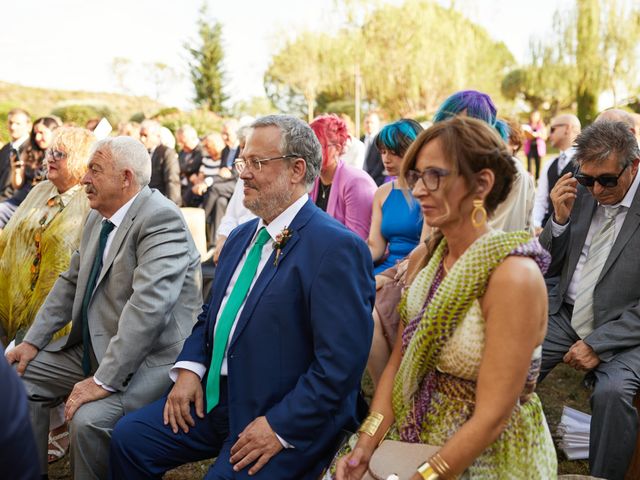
[230, 416, 283, 475]
[550, 172, 578, 225]
[5, 341, 38, 376]
[563, 340, 601, 371]
[163, 369, 204, 434]
[65, 377, 112, 421]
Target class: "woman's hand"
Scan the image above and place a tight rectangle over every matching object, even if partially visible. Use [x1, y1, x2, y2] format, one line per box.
[335, 445, 373, 480]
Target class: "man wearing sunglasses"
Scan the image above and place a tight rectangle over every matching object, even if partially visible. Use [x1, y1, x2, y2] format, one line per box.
[539, 120, 640, 479]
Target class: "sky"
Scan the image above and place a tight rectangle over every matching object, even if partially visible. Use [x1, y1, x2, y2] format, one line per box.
[1, 0, 573, 110]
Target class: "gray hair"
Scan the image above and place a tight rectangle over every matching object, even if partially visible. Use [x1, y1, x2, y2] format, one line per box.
[575, 120, 640, 169]
[237, 125, 251, 144]
[250, 115, 321, 188]
[140, 119, 161, 135]
[90, 136, 152, 186]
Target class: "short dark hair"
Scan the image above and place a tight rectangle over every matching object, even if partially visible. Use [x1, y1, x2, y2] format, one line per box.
[575, 120, 640, 169]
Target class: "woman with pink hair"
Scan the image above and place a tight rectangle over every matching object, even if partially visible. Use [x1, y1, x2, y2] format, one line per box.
[310, 114, 377, 240]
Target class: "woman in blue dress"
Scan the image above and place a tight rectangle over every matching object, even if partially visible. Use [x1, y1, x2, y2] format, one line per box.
[367, 119, 425, 386]
[368, 119, 425, 275]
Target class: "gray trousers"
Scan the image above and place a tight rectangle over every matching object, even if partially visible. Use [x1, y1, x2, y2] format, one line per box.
[21, 344, 125, 480]
[540, 303, 640, 480]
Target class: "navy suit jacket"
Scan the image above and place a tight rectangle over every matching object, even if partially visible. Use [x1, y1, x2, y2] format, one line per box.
[0, 347, 39, 480]
[177, 199, 375, 479]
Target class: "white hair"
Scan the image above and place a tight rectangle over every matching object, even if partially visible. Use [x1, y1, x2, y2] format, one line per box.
[90, 136, 152, 186]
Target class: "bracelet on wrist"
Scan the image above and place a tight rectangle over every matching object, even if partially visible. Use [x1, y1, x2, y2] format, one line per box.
[417, 461, 440, 480]
[357, 411, 384, 437]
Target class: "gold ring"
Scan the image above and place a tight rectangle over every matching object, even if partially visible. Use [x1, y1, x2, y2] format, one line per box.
[69, 399, 75, 404]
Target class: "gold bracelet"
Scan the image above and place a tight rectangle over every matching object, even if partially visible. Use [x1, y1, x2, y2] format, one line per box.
[417, 461, 440, 480]
[357, 411, 384, 437]
[428, 453, 452, 479]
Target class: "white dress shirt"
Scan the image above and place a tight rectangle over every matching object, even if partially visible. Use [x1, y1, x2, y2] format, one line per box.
[551, 168, 640, 303]
[94, 192, 140, 391]
[172, 193, 309, 448]
[533, 147, 576, 228]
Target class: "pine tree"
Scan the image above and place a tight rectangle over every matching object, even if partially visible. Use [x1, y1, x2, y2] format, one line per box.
[186, 5, 228, 113]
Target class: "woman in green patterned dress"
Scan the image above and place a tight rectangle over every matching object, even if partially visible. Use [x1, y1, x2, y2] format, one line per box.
[335, 117, 556, 479]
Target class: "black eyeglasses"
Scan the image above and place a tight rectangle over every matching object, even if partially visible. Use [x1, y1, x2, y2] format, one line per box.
[405, 167, 451, 191]
[233, 154, 299, 174]
[45, 150, 67, 161]
[550, 124, 568, 133]
[575, 165, 628, 188]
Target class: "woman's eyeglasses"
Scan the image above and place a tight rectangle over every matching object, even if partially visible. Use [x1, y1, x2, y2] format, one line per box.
[405, 167, 451, 191]
[575, 165, 628, 188]
[45, 150, 67, 161]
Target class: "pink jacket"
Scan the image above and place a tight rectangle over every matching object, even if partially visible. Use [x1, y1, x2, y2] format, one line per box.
[310, 161, 377, 240]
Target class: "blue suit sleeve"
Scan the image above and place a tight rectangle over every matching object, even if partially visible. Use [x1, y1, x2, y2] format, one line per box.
[176, 302, 210, 366]
[265, 234, 375, 450]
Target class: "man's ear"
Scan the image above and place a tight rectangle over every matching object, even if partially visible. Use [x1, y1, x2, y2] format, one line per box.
[290, 157, 307, 185]
[122, 168, 135, 189]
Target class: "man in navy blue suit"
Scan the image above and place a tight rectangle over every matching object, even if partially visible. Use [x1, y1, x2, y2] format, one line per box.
[109, 114, 375, 479]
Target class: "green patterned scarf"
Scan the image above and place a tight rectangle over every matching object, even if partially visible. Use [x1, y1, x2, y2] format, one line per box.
[392, 230, 531, 429]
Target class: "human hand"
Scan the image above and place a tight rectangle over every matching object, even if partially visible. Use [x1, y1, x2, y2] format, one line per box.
[219, 167, 233, 179]
[550, 173, 578, 225]
[563, 340, 600, 370]
[163, 369, 204, 434]
[534, 226, 543, 237]
[335, 445, 373, 480]
[5, 341, 38, 376]
[230, 416, 283, 475]
[65, 377, 112, 421]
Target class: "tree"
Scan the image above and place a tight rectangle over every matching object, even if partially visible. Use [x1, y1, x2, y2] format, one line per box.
[146, 62, 178, 102]
[186, 4, 228, 114]
[576, 0, 602, 125]
[264, 0, 515, 119]
[111, 57, 133, 95]
[265, 31, 353, 121]
[506, 0, 640, 124]
[501, 11, 578, 114]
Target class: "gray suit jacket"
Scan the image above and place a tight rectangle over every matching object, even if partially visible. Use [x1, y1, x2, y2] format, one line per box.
[25, 187, 202, 404]
[540, 184, 640, 372]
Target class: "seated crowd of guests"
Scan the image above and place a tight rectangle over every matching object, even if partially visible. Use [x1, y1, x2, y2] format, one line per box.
[0, 91, 639, 480]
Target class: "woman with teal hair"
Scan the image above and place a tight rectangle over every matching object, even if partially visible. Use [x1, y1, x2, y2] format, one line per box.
[368, 118, 425, 275]
[366, 119, 425, 386]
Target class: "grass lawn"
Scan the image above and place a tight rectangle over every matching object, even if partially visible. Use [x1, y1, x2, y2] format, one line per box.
[49, 363, 592, 478]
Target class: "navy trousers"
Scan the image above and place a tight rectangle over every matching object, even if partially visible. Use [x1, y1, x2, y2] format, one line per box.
[109, 381, 233, 479]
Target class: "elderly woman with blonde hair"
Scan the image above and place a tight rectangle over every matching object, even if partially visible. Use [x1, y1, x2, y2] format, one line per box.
[0, 126, 95, 343]
[0, 126, 95, 462]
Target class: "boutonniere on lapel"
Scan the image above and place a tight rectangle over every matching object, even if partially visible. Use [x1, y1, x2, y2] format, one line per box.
[273, 226, 293, 266]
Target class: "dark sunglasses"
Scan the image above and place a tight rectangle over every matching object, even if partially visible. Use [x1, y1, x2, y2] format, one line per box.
[575, 165, 628, 188]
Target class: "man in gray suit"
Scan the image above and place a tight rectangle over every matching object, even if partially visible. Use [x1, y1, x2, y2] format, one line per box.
[6, 136, 202, 479]
[539, 120, 640, 480]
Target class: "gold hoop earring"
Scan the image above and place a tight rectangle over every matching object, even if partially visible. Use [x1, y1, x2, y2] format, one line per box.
[471, 199, 487, 228]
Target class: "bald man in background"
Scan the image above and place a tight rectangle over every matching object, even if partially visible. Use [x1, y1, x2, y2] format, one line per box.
[533, 114, 582, 232]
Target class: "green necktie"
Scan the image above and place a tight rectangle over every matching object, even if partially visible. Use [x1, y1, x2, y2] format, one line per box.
[206, 227, 272, 412]
[81, 219, 115, 376]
